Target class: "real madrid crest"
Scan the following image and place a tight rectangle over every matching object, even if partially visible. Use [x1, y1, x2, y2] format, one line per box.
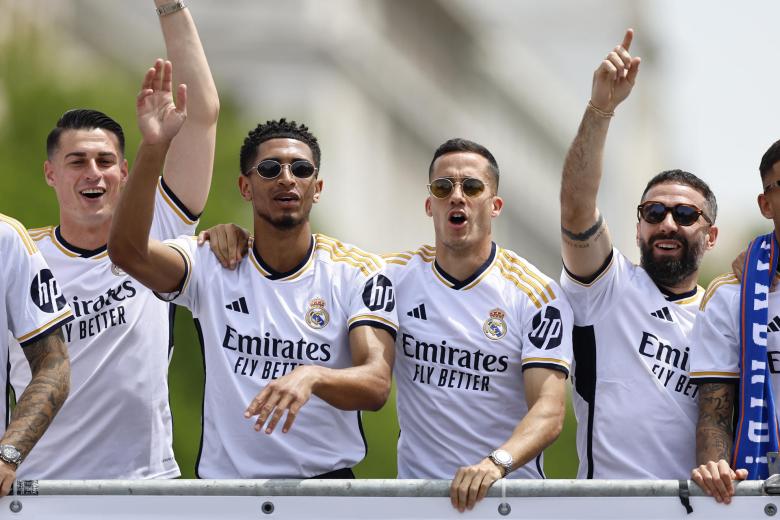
[305, 297, 330, 329]
[483, 308, 507, 341]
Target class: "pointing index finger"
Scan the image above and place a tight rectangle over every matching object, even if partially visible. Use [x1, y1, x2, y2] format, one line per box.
[621, 28, 634, 52]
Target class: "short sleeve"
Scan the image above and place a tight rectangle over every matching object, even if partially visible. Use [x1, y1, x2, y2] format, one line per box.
[155, 235, 200, 310]
[560, 248, 630, 325]
[3, 222, 73, 346]
[346, 264, 399, 340]
[520, 279, 574, 377]
[689, 279, 741, 384]
[150, 177, 200, 241]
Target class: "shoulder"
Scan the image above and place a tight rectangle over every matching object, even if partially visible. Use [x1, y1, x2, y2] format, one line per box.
[700, 273, 740, 311]
[382, 245, 435, 276]
[0, 213, 39, 256]
[313, 234, 384, 277]
[494, 247, 560, 308]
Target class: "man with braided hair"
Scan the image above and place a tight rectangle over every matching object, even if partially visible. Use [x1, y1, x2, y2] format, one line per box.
[110, 113, 398, 478]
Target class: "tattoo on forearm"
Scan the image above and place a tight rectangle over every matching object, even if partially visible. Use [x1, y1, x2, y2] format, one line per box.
[561, 215, 605, 249]
[696, 383, 736, 465]
[3, 329, 70, 455]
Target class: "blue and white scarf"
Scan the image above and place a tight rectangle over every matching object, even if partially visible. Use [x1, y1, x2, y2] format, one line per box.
[733, 232, 780, 479]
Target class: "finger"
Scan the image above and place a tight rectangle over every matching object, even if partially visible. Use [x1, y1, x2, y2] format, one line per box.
[467, 473, 490, 509]
[162, 60, 174, 93]
[606, 52, 626, 77]
[282, 401, 303, 433]
[735, 468, 749, 480]
[707, 462, 729, 503]
[254, 394, 283, 432]
[449, 470, 464, 509]
[209, 228, 230, 268]
[175, 84, 187, 114]
[197, 229, 210, 246]
[597, 60, 618, 82]
[153, 59, 164, 91]
[614, 45, 632, 69]
[264, 395, 294, 434]
[244, 386, 272, 417]
[136, 88, 154, 108]
[457, 475, 471, 512]
[226, 226, 239, 268]
[0, 474, 12, 497]
[625, 57, 641, 85]
[142, 67, 156, 91]
[621, 28, 634, 51]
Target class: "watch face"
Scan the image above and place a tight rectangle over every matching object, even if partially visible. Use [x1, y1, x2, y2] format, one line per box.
[492, 450, 512, 466]
[2, 446, 19, 460]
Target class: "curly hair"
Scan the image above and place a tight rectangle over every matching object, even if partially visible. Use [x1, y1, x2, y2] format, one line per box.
[239, 118, 321, 174]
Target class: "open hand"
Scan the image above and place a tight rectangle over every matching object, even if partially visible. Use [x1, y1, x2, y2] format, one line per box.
[136, 59, 187, 144]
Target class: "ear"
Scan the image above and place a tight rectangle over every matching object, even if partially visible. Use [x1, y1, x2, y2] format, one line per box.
[759, 193, 774, 220]
[635, 221, 641, 248]
[425, 197, 432, 217]
[119, 158, 129, 186]
[312, 177, 324, 204]
[238, 175, 252, 201]
[43, 160, 56, 187]
[704, 224, 719, 251]
[491, 196, 504, 218]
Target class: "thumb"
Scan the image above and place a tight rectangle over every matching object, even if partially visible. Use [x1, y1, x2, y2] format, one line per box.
[734, 468, 749, 480]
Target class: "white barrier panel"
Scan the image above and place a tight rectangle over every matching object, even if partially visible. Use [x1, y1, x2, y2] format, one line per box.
[0, 479, 777, 519]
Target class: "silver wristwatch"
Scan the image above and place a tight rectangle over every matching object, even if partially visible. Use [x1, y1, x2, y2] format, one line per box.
[156, 1, 186, 16]
[0, 445, 22, 467]
[488, 449, 513, 477]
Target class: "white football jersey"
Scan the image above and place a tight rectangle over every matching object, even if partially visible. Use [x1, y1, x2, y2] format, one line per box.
[561, 249, 702, 479]
[9, 178, 197, 479]
[160, 233, 399, 478]
[386, 243, 573, 479]
[690, 273, 780, 401]
[1, 214, 73, 429]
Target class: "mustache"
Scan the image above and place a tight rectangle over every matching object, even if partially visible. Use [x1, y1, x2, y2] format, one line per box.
[649, 232, 688, 248]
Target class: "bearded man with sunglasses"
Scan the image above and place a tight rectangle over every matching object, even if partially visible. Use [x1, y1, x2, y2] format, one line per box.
[384, 138, 573, 512]
[559, 29, 719, 480]
[110, 110, 398, 478]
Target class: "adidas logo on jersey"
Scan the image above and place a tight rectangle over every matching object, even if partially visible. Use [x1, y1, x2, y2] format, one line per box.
[407, 303, 427, 320]
[226, 297, 249, 314]
[650, 306, 673, 322]
[769, 316, 780, 332]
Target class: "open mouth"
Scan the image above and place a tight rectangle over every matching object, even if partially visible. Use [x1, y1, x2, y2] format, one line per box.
[448, 210, 467, 225]
[653, 240, 682, 253]
[80, 188, 106, 200]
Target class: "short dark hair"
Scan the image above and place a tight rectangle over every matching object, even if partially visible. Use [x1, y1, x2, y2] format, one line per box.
[46, 109, 125, 158]
[759, 139, 780, 180]
[428, 138, 500, 190]
[640, 169, 718, 223]
[239, 118, 321, 175]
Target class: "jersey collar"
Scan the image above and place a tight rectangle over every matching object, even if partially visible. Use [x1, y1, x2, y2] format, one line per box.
[432, 242, 497, 290]
[657, 283, 699, 303]
[53, 226, 108, 259]
[250, 235, 315, 281]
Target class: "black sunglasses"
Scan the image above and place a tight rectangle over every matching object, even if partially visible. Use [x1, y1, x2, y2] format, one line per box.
[637, 201, 712, 226]
[427, 177, 486, 199]
[247, 159, 317, 180]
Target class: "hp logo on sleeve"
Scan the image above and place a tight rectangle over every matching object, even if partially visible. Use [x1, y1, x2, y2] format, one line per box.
[528, 306, 563, 350]
[30, 269, 67, 313]
[362, 274, 395, 312]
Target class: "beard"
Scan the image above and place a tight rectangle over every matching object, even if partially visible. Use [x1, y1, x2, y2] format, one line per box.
[256, 207, 307, 231]
[639, 232, 706, 287]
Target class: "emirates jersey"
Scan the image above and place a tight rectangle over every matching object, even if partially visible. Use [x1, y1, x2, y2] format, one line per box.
[386, 243, 573, 479]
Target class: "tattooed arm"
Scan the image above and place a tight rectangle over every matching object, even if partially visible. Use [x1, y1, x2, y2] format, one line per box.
[0, 329, 70, 495]
[692, 382, 747, 505]
[560, 29, 640, 278]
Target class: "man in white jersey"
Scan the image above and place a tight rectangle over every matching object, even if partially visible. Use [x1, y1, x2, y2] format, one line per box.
[108, 80, 398, 477]
[382, 138, 572, 512]
[559, 29, 719, 480]
[0, 215, 71, 494]
[689, 140, 780, 503]
[9, 0, 218, 479]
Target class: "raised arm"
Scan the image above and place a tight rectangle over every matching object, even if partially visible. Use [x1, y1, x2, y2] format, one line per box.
[692, 382, 747, 504]
[244, 326, 395, 434]
[155, 0, 219, 215]
[450, 368, 566, 512]
[0, 329, 70, 495]
[108, 60, 189, 293]
[560, 29, 640, 278]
